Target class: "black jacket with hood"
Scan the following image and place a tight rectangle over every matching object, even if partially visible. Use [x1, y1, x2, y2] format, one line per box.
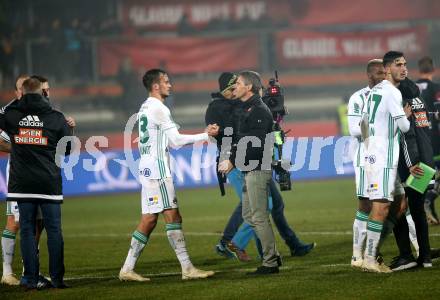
[0, 93, 72, 202]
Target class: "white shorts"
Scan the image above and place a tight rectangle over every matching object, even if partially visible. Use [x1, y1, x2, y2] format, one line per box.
[366, 167, 405, 201]
[6, 201, 42, 222]
[141, 178, 178, 214]
[355, 166, 368, 198]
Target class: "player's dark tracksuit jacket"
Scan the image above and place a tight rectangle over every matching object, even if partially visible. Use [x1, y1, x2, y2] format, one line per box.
[0, 93, 72, 202]
[394, 78, 433, 262]
[398, 96, 435, 180]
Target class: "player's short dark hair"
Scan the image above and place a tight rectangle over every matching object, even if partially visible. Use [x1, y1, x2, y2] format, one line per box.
[22, 78, 42, 94]
[31, 75, 48, 83]
[142, 69, 167, 92]
[366, 59, 383, 73]
[238, 70, 263, 95]
[418, 56, 434, 74]
[14, 74, 29, 91]
[383, 51, 404, 67]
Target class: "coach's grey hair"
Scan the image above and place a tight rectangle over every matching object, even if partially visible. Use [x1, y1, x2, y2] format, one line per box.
[239, 70, 263, 95]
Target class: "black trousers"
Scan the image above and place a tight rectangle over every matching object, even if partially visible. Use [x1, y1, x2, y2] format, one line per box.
[393, 187, 431, 261]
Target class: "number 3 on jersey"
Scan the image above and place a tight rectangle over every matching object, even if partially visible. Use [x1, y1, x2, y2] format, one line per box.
[139, 114, 149, 144]
[368, 94, 382, 123]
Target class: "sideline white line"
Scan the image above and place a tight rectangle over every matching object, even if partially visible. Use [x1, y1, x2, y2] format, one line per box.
[61, 231, 440, 238]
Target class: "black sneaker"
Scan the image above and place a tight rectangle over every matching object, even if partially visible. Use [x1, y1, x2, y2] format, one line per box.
[431, 248, 440, 260]
[389, 255, 418, 271]
[418, 257, 433, 268]
[37, 275, 53, 290]
[215, 240, 235, 259]
[246, 266, 279, 276]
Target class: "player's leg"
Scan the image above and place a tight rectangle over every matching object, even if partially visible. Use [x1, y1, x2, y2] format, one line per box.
[119, 180, 161, 282]
[352, 166, 370, 267]
[362, 167, 393, 273]
[160, 177, 214, 280]
[163, 207, 214, 280]
[378, 181, 406, 249]
[1, 202, 20, 285]
[119, 213, 157, 282]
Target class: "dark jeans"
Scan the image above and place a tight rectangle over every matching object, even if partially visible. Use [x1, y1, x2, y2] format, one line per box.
[18, 201, 65, 287]
[222, 169, 303, 249]
[393, 188, 431, 261]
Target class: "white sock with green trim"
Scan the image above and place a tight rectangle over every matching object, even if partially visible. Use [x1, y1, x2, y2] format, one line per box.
[2, 230, 16, 275]
[406, 211, 419, 255]
[364, 220, 383, 262]
[121, 230, 149, 272]
[353, 211, 368, 258]
[166, 223, 193, 271]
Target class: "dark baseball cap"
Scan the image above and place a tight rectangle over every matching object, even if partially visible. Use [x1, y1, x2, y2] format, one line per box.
[218, 72, 237, 93]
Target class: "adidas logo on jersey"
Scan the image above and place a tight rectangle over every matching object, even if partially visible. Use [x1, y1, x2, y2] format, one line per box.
[411, 98, 425, 110]
[19, 115, 43, 127]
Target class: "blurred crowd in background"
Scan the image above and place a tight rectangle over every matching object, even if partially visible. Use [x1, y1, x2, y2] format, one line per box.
[1, 0, 440, 137]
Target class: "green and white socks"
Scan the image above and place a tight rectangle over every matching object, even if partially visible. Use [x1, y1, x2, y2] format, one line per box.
[122, 224, 193, 273]
[2, 229, 16, 276]
[121, 230, 149, 273]
[166, 223, 193, 271]
[353, 211, 368, 259]
[364, 220, 383, 262]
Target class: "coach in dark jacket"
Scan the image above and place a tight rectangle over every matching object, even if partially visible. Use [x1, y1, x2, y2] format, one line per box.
[219, 71, 279, 275]
[0, 78, 72, 289]
[393, 78, 434, 268]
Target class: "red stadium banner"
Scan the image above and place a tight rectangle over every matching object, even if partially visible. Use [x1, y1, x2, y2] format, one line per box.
[98, 36, 259, 76]
[275, 27, 429, 67]
[120, 0, 440, 31]
[290, 0, 440, 26]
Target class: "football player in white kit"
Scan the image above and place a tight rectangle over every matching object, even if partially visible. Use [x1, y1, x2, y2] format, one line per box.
[362, 51, 413, 273]
[119, 69, 219, 282]
[348, 59, 385, 267]
[348, 59, 419, 269]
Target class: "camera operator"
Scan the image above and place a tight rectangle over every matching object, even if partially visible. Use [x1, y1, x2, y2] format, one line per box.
[416, 56, 440, 224]
[391, 77, 434, 269]
[219, 71, 280, 275]
[207, 73, 314, 262]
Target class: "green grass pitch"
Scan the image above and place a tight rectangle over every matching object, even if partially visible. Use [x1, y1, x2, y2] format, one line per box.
[1, 179, 439, 299]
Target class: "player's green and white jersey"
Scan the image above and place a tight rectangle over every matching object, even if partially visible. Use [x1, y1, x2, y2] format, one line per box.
[347, 86, 370, 167]
[365, 80, 405, 168]
[137, 97, 176, 179]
